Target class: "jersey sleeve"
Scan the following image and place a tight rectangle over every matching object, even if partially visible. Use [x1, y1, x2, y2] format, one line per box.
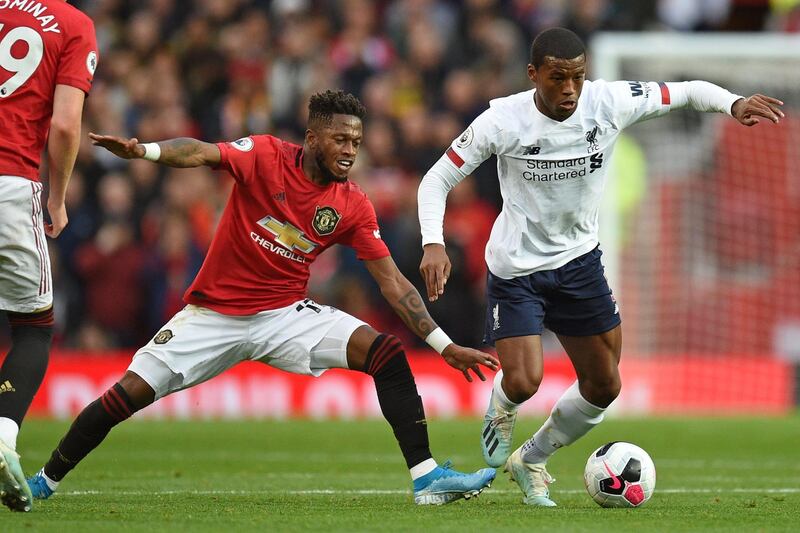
[55, 19, 98, 93]
[338, 196, 391, 261]
[605, 80, 672, 129]
[442, 108, 502, 176]
[216, 135, 279, 186]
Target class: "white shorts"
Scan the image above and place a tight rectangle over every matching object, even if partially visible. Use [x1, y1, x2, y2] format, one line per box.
[0, 176, 52, 313]
[128, 301, 367, 399]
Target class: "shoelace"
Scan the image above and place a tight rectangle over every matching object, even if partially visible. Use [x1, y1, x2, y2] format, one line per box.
[490, 412, 514, 437]
[438, 460, 455, 476]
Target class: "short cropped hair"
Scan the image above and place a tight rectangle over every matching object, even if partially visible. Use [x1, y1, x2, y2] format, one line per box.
[308, 90, 366, 127]
[530, 28, 585, 68]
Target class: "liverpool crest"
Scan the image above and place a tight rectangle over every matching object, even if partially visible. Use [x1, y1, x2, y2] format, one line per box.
[312, 206, 341, 236]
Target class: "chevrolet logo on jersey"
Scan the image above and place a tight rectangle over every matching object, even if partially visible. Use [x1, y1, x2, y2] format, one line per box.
[257, 216, 317, 254]
[312, 206, 341, 236]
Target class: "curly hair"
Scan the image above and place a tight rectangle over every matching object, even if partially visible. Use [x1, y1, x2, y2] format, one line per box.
[308, 90, 367, 127]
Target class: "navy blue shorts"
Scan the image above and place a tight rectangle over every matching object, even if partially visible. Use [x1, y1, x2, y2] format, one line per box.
[483, 246, 620, 344]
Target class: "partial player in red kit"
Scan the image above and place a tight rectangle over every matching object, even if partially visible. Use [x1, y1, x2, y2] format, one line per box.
[0, 0, 97, 512]
[26, 91, 500, 506]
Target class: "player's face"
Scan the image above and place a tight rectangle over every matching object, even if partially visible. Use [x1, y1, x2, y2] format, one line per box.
[528, 54, 586, 121]
[307, 114, 363, 184]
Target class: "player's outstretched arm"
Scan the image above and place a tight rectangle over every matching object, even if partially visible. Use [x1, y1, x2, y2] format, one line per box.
[88, 133, 221, 168]
[365, 256, 499, 382]
[731, 94, 784, 127]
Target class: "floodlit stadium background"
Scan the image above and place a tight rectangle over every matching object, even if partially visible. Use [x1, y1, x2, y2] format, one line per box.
[3, 0, 799, 417]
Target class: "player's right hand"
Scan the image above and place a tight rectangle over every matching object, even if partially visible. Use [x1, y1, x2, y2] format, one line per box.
[45, 200, 68, 238]
[88, 133, 145, 159]
[419, 243, 451, 302]
[441, 344, 499, 382]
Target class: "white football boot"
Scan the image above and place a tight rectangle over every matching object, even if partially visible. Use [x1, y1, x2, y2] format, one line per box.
[504, 447, 557, 507]
[0, 440, 32, 512]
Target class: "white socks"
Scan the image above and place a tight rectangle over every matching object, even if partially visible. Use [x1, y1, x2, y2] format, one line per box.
[522, 380, 606, 464]
[38, 468, 60, 491]
[0, 417, 19, 450]
[492, 370, 521, 412]
[409, 458, 437, 480]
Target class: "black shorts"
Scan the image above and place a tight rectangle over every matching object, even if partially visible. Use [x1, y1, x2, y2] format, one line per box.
[483, 246, 621, 344]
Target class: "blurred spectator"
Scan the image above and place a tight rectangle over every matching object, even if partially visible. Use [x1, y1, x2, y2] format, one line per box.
[74, 219, 147, 347]
[144, 212, 204, 332]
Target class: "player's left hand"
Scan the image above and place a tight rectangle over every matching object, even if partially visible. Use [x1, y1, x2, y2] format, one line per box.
[45, 200, 68, 238]
[88, 132, 145, 159]
[731, 94, 784, 126]
[441, 344, 500, 382]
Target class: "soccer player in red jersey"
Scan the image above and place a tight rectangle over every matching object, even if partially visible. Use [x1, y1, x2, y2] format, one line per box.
[0, 0, 97, 512]
[26, 90, 500, 506]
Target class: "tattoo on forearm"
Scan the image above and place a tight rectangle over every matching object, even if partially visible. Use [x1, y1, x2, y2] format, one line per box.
[397, 289, 436, 337]
[160, 138, 202, 167]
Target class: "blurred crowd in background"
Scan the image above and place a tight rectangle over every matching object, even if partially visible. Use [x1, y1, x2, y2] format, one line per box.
[6, 0, 799, 351]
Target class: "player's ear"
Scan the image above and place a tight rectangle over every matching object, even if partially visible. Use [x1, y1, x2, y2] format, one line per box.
[527, 64, 537, 85]
[305, 128, 317, 148]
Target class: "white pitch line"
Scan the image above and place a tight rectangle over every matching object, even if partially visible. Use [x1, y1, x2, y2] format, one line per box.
[59, 487, 800, 497]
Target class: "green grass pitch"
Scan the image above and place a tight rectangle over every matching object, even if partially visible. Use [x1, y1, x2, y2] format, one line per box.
[5, 416, 800, 532]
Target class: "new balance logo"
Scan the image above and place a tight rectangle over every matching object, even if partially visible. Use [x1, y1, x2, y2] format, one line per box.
[522, 145, 541, 156]
[482, 424, 500, 456]
[589, 152, 604, 173]
[0, 380, 15, 394]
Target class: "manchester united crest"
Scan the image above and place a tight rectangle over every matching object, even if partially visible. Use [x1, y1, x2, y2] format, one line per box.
[153, 329, 173, 345]
[312, 206, 341, 236]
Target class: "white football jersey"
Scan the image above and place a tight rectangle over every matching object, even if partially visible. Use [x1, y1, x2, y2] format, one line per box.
[445, 79, 672, 278]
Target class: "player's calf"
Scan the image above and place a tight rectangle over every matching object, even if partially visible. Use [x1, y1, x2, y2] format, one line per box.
[35, 381, 147, 494]
[362, 334, 496, 503]
[362, 334, 431, 470]
[0, 309, 54, 428]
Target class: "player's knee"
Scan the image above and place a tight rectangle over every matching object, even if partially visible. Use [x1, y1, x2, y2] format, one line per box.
[503, 370, 542, 403]
[581, 375, 621, 408]
[8, 308, 54, 348]
[363, 333, 408, 378]
[118, 371, 156, 410]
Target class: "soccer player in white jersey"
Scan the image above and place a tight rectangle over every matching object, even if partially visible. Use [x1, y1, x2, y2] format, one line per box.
[26, 90, 499, 506]
[418, 28, 784, 506]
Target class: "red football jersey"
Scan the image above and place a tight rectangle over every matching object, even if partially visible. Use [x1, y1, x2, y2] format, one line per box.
[184, 135, 391, 315]
[0, 0, 97, 181]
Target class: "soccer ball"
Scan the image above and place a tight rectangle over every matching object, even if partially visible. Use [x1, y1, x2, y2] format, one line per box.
[584, 441, 656, 508]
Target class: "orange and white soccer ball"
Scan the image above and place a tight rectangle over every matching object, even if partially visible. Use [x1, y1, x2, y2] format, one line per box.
[584, 442, 656, 508]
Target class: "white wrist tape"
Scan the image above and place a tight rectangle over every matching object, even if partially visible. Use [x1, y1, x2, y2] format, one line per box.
[425, 327, 453, 354]
[142, 142, 161, 162]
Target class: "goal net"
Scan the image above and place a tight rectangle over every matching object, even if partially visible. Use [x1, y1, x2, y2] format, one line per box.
[590, 33, 800, 411]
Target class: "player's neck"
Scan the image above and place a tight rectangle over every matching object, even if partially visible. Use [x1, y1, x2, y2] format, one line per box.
[301, 148, 331, 187]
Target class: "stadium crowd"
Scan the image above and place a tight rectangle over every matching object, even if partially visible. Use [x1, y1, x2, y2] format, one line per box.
[7, 0, 799, 351]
